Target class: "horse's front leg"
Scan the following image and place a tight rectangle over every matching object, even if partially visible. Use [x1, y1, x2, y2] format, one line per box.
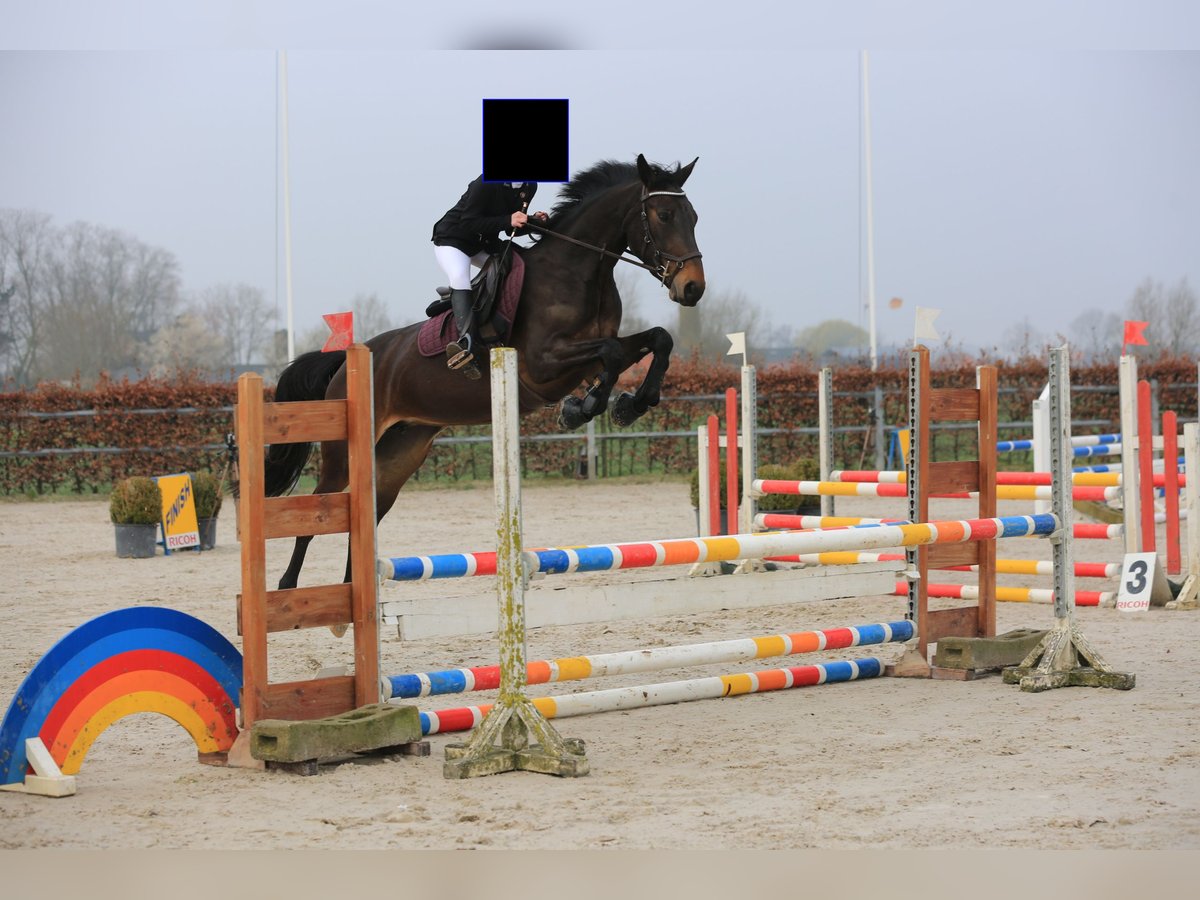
[609, 326, 673, 427]
[549, 338, 630, 430]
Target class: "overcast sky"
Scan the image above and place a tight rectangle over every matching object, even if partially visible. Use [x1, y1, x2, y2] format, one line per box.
[2, 2, 1197, 357]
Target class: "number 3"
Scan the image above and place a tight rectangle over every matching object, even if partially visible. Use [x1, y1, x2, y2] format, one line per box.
[1125, 559, 1148, 594]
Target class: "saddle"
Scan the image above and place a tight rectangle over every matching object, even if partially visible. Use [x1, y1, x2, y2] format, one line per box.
[418, 246, 526, 358]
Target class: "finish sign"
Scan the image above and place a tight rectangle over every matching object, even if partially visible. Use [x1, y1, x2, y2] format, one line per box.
[157, 473, 199, 552]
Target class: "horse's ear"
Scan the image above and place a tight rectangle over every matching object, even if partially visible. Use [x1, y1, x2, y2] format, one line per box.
[677, 156, 699, 186]
[636, 153, 653, 186]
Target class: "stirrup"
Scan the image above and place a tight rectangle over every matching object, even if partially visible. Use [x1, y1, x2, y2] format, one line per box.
[446, 339, 481, 380]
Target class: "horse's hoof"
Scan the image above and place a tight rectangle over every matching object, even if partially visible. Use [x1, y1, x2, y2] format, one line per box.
[558, 396, 586, 430]
[610, 392, 642, 427]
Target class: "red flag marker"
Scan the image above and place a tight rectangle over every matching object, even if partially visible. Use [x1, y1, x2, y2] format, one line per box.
[1122, 320, 1148, 355]
[322, 312, 354, 352]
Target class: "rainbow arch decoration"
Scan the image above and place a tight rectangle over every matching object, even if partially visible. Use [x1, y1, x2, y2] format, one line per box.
[0, 607, 242, 796]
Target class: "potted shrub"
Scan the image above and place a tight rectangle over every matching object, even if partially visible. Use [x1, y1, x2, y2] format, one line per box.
[191, 471, 223, 550]
[110, 476, 162, 558]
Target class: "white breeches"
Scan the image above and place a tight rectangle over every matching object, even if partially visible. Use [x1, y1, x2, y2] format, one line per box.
[434, 245, 489, 291]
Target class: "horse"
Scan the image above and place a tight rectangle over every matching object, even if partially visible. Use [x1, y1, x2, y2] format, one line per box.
[263, 154, 705, 591]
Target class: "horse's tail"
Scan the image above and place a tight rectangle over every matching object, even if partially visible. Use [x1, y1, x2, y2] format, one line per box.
[261, 349, 348, 497]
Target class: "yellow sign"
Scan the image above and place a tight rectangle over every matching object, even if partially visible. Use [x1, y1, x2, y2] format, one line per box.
[157, 474, 199, 551]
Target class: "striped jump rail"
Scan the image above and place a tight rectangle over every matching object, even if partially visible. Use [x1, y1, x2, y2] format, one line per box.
[383, 514, 1060, 581]
[765, 550, 1119, 579]
[891, 581, 1114, 608]
[753, 479, 1120, 503]
[387, 621, 913, 699]
[756, 513, 1121, 541]
[417, 657, 886, 736]
[828, 470, 1185, 488]
[997, 437, 1122, 456]
[1075, 457, 1184, 474]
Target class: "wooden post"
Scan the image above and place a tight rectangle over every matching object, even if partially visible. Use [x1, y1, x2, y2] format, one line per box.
[233, 344, 381, 734]
[902, 345, 998, 670]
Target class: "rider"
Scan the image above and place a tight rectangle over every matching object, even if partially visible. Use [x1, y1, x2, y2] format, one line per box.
[431, 176, 548, 376]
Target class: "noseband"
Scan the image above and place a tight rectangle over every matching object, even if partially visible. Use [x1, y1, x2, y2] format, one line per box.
[640, 188, 704, 287]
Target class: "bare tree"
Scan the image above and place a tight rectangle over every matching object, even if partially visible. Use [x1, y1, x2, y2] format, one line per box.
[1068, 308, 1122, 363]
[147, 312, 228, 377]
[38, 221, 180, 382]
[1125, 276, 1200, 358]
[996, 316, 1049, 362]
[0, 209, 54, 385]
[690, 288, 783, 362]
[614, 268, 652, 335]
[200, 283, 275, 367]
[1162, 278, 1200, 358]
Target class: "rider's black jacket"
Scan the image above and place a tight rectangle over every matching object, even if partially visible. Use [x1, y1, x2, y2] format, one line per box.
[432, 178, 537, 255]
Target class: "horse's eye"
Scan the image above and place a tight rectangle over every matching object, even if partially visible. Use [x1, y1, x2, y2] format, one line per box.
[658, 209, 673, 223]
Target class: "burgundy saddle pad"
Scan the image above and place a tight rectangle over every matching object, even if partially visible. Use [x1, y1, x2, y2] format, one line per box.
[417, 251, 526, 357]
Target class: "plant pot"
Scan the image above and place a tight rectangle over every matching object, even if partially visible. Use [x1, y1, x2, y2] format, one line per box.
[114, 523, 158, 558]
[198, 517, 218, 551]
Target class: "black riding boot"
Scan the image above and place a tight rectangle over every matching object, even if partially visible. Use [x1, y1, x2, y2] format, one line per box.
[445, 288, 481, 380]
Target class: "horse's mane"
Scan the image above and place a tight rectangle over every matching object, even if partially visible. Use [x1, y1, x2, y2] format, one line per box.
[540, 158, 686, 232]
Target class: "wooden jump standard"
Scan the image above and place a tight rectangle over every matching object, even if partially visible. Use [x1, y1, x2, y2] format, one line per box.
[234, 344, 380, 730]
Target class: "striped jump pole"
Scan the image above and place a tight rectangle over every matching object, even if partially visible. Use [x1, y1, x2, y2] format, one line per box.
[754, 512, 1118, 542]
[384, 515, 1059, 581]
[997, 438, 1123, 457]
[418, 657, 887, 737]
[767, 550, 1118, 579]
[522, 515, 1056, 577]
[387, 620, 913, 700]
[891, 580, 1113, 608]
[827, 469, 1184, 488]
[753, 478, 1120, 503]
[996, 433, 1121, 453]
[753, 514, 908, 530]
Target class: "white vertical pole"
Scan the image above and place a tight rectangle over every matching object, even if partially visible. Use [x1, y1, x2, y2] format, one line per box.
[696, 424, 711, 538]
[491, 348, 525, 701]
[1184, 422, 1199, 582]
[818, 367, 835, 517]
[861, 50, 878, 373]
[740, 365, 756, 535]
[1032, 383, 1051, 515]
[585, 419, 596, 479]
[1119, 355, 1141, 553]
[279, 51, 296, 363]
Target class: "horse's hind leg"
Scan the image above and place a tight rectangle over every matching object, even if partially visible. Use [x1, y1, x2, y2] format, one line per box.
[277, 438, 350, 590]
[341, 423, 443, 584]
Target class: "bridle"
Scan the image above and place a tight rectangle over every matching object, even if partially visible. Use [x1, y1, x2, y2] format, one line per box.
[638, 188, 703, 287]
[524, 185, 703, 287]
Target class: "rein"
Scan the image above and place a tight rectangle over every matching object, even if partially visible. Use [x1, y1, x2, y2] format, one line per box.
[525, 188, 703, 286]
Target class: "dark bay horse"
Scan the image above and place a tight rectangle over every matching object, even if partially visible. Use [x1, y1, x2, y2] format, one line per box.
[264, 154, 705, 589]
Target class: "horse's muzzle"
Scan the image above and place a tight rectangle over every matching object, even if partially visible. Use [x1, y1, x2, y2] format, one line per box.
[669, 263, 706, 307]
